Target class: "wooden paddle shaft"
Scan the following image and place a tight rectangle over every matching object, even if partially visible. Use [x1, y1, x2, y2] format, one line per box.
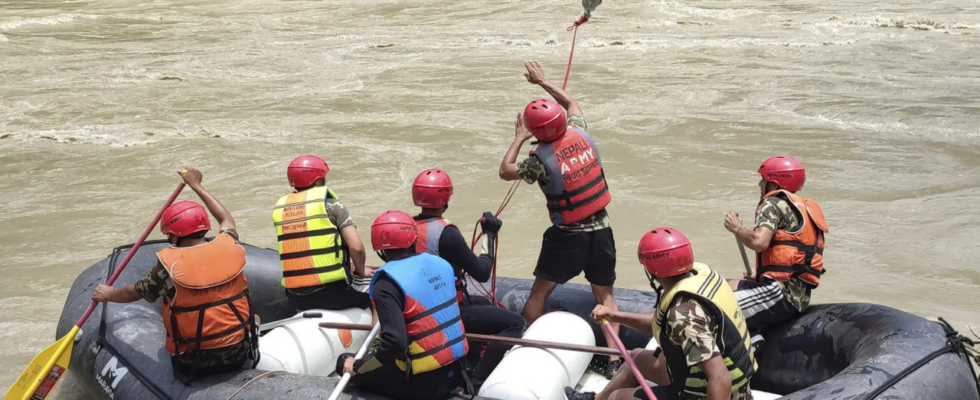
[318, 321, 621, 357]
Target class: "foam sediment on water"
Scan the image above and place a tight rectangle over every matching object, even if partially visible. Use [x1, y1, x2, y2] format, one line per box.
[0, 13, 99, 31]
[814, 15, 980, 32]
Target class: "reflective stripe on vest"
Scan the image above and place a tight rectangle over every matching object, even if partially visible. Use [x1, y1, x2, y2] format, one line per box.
[653, 263, 756, 397]
[415, 217, 466, 303]
[158, 234, 253, 355]
[368, 253, 468, 375]
[272, 186, 347, 289]
[756, 190, 829, 287]
[531, 126, 611, 225]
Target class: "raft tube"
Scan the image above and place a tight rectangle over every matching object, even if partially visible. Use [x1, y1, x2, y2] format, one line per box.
[58, 241, 979, 400]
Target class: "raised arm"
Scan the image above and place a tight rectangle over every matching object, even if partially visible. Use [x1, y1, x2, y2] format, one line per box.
[499, 113, 534, 181]
[179, 166, 236, 231]
[524, 60, 583, 117]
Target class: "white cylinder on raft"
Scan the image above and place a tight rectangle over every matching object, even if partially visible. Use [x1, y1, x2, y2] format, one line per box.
[478, 311, 595, 400]
[254, 308, 372, 376]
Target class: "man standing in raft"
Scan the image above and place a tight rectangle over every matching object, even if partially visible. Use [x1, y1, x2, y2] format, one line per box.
[410, 168, 525, 389]
[92, 167, 258, 381]
[498, 60, 622, 376]
[336, 211, 470, 400]
[272, 155, 372, 312]
[724, 156, 829, 330]
[567, 227, 756, 400]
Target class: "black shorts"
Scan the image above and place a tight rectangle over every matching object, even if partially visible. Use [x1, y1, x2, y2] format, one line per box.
[534, 226, 616, 286]
[284, 281, 371, 312]
[733, 280, 799, 331]
[634, 385, 680, 400]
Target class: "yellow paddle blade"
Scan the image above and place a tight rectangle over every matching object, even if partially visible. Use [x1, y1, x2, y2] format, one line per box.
[6, 327, 77, 400]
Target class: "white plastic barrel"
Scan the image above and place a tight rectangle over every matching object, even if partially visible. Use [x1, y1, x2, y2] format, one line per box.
[478, 311, 595, 400]
[254, 308, 372, 376]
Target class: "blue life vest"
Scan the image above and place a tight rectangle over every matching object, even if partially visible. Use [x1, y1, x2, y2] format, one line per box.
[369, 253, 468, 374]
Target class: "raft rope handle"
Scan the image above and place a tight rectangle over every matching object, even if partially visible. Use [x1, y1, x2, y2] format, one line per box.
[865, 318, 980, 400]
[224, 370, 282, 400]
[466, 14, 589, 309]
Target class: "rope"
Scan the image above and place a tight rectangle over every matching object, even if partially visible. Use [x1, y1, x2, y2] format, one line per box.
[465, 13, 589, 308]
[225, 370, 281, 400]
[866, 318, 980, 399]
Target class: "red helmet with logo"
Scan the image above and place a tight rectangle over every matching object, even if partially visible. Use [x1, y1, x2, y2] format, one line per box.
[160, 200, 211, 237]
[412, 169, 453, 208]
[638, 227, 694, 279]
[523, 99, 567, 142]
[758, 156, 805, 192]
[287, 155, 330, 188]
[371, 210, 419, 252]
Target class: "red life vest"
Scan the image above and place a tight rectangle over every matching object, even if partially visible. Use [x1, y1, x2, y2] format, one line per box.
[416, 217, 465, 303]
[756, 190, 830, 287]
[158, 234, 254, 355]
[530, 126, 611, 225]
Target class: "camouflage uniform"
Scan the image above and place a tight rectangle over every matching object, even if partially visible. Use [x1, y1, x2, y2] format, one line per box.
[134, 228, 250, 370]
[754, 197, 811, 312]
[518, 113, 617, 287]
[517, 114, 611, 233]
[666, 295, 753, 400]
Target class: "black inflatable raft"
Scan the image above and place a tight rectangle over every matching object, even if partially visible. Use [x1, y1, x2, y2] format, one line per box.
[58, 241, 980, 400]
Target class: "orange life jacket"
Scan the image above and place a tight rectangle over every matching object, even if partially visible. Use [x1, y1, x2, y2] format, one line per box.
[158, 234, 254, 355]
[530, 126, 611, 225]
[416, 217, 466, 303]
[756, 190, 829, 287]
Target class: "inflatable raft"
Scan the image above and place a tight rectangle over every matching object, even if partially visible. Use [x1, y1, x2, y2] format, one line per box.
[58, 241, 980, 400]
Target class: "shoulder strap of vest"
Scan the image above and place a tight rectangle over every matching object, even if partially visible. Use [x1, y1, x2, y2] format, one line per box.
[656, 263, 720, 326]
[159, 234, 247, 289]
[800, 196, 828, 233]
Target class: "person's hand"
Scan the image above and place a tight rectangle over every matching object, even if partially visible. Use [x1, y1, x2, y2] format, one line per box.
[480, 212, 503, 235]
[724, 212, 743, 234]
[179, 166, 203, 187]
[523, 60, 548, 85]
[743, 268, 756, 280]
[590, 304, 616, 323]
[357, 266, 378, 278]
[343, 357, 357, 376]
[92, 284, 113, 302]
[515, 113, 533, 142]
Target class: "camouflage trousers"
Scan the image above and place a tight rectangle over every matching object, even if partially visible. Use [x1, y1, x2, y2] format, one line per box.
[173, 341, 250, 380]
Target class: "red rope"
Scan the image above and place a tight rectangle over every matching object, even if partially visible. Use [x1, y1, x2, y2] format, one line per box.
[467, 15, 587, 308]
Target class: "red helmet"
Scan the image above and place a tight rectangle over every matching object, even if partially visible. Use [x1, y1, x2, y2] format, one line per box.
[412, 169, 453, 208]
[637, 227, 694, 279]
[523, 99, 567, 142]
[160, 200, 211, 237]
[371, 210, 419, 252]
[758, 156, 805, 192]
[287, 155, 330, 188]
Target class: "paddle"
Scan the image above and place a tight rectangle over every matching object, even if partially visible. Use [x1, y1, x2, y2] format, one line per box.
[258, 312, 324, 334]
[736, 236, 753, 277]
[601, 319, 657, 400]
[318, 322, 622, 357]
[327, 322, 381, 400]
[6, 182, 186, 400]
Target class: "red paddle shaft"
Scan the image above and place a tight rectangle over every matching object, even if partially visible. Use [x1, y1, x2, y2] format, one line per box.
[74, 183, 186, 327]
[602, 320, 658, 400]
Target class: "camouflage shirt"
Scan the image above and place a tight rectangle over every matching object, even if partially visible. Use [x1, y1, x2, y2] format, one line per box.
[286, 198, 357, 295]
[517, 114, 611, 232]
[134, 229, 250, 368]
[755, 196, 812, 312]
[667, 295, 753, 400]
